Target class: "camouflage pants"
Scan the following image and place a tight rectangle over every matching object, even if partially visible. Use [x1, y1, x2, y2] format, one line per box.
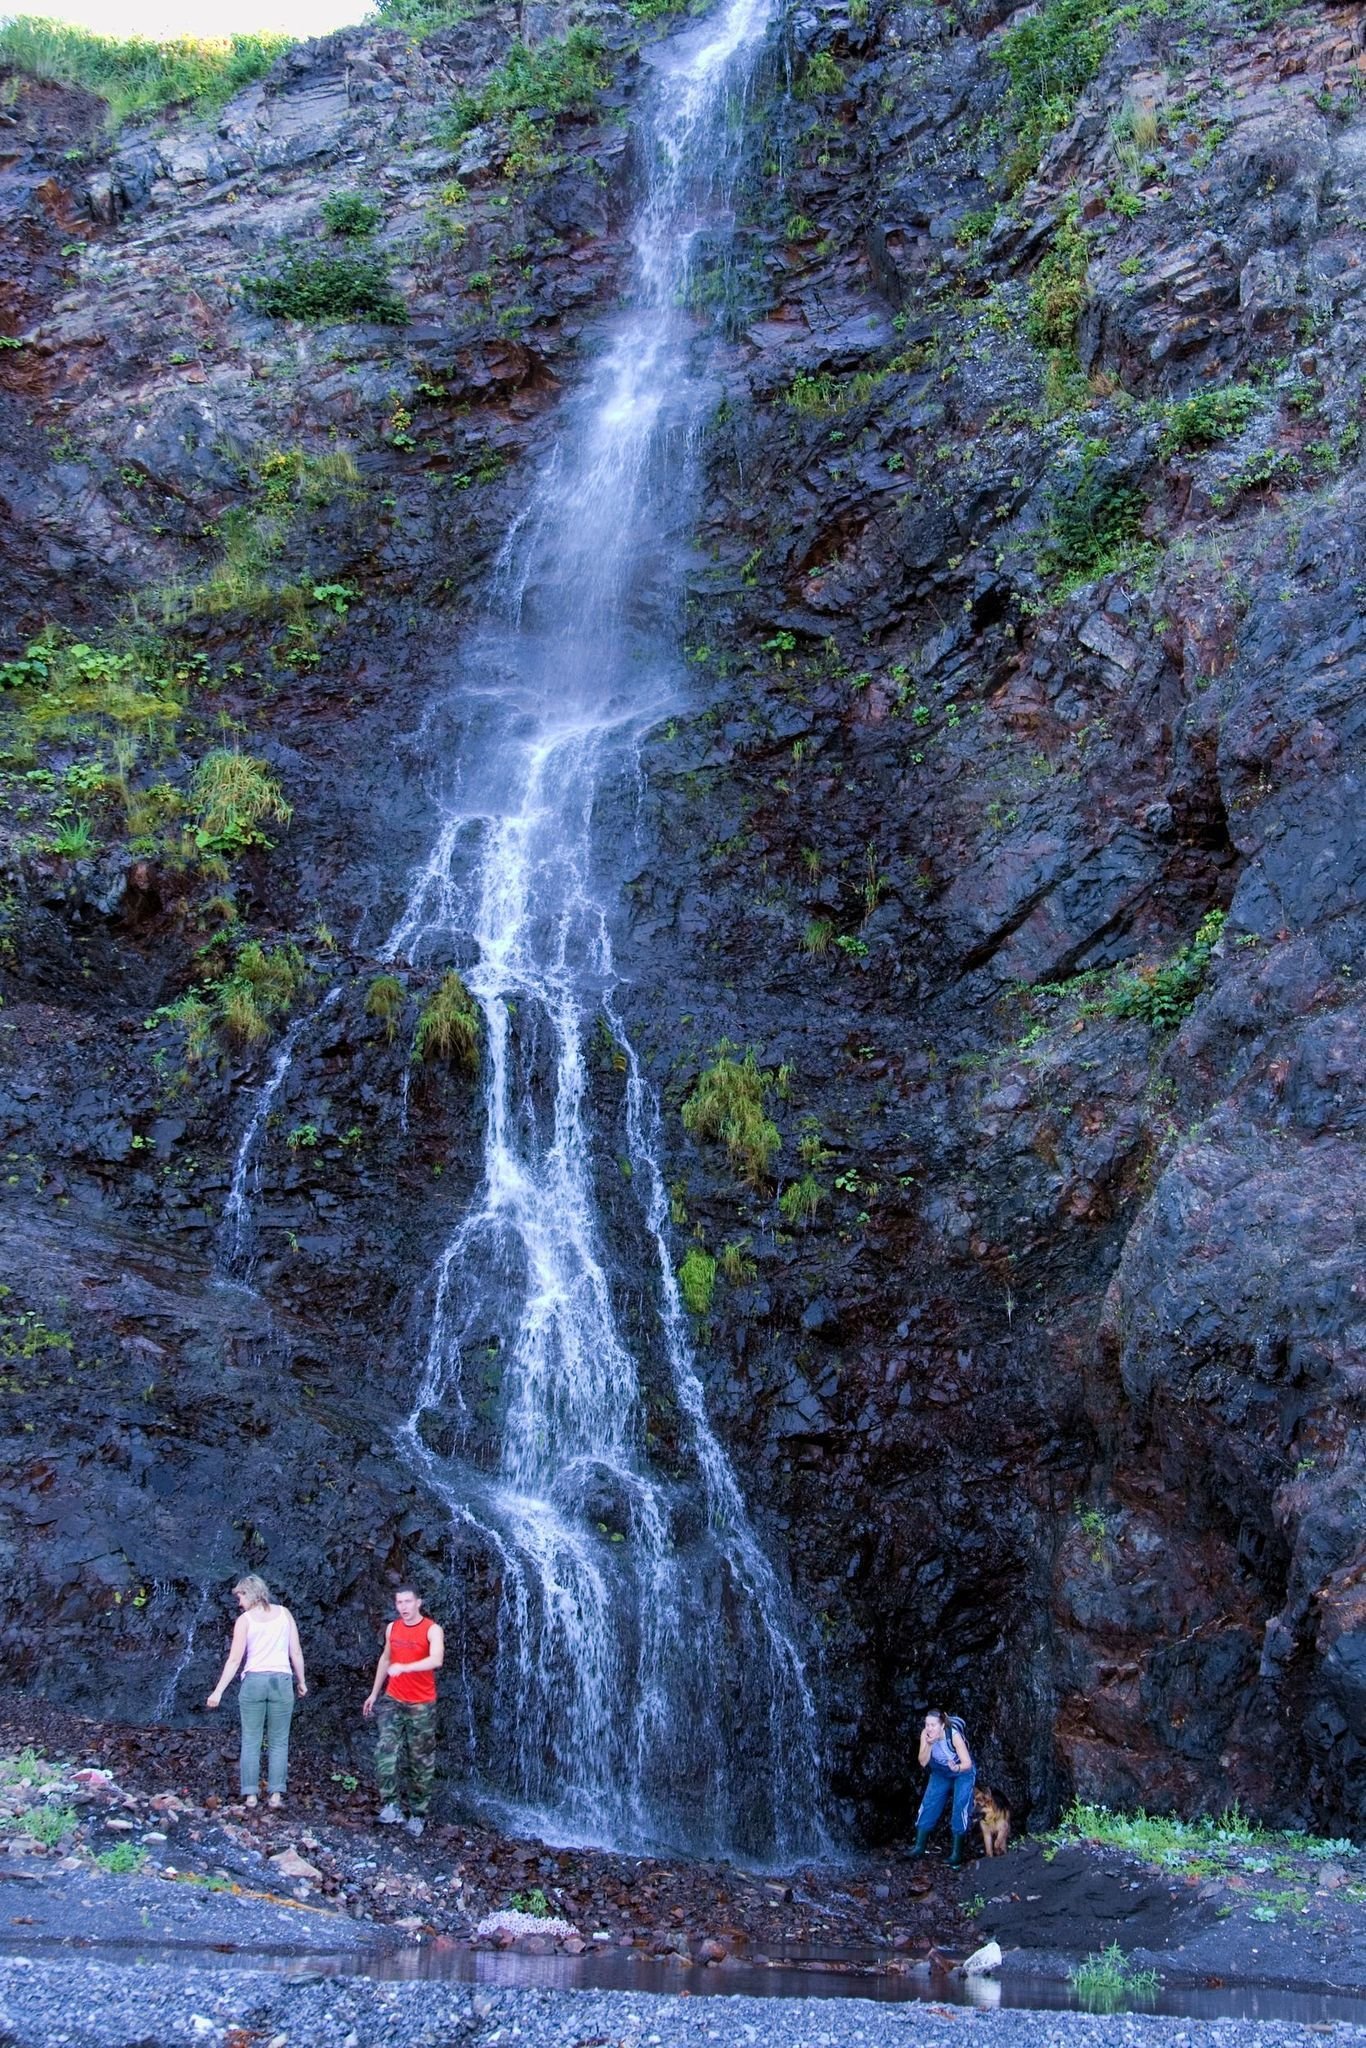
[375, 1697, 437, 1815]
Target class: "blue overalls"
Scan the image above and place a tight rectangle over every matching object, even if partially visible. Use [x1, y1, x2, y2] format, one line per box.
[915, 1729, 976, 1844]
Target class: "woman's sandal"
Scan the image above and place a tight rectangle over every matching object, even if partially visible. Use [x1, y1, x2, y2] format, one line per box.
[244, 1794, 258, 1809]
[268, 1793, 284, 1810]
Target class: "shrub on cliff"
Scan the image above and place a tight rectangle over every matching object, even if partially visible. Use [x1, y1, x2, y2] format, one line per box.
[1042, 442, 1148, 586]
[1105, 910, 1225, 1032]
[995, 0, 1116, 190]
[0, 17, 288, 126]
[321, 192, 383, 239]
[1157, 383, 1261, 455]
[243, 252, 407, 326]
[445, 28, 608, 137]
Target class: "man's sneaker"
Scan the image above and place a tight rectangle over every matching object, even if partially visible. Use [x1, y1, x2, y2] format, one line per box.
[405, 1815, 425, 1839]
[378, 1803, 404, 1825]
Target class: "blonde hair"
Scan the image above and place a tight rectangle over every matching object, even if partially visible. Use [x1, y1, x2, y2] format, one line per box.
[233, 1574, 273, 1609]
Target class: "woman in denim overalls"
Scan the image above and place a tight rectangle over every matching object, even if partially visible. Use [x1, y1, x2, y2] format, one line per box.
[907, 1708, 975, 1867]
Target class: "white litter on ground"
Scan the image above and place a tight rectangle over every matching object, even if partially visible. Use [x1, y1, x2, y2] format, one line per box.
[475, 1908, 579, 1940]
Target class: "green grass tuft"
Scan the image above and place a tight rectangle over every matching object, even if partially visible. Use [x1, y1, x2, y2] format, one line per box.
[678, 1244, 717, 1315]
[413, 971, 481, 1072]
[778, 1173, 825, 1226]
[682, 1044, 780, 1186]
[7, 1801, 77, 1847]
[191, 750, 290, 855]
[96, 1841, 148, 1874]
[365, 973, 406, 1042]
[216, 942, 307, 1046]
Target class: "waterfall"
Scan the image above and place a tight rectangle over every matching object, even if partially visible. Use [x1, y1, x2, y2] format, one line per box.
[384, 0, 826, 1858]
[219, 986, 341, 1279]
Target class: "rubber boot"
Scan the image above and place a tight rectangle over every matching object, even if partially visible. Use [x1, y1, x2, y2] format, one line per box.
[905, 1827, 931, 1862]
[949, 1832, 967, 1869]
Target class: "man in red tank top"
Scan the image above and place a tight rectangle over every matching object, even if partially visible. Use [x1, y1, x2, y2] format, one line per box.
[362, 1586, 445, 1838]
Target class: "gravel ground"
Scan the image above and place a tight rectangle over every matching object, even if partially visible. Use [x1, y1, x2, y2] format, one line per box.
[2, 1964, 1366, 2048]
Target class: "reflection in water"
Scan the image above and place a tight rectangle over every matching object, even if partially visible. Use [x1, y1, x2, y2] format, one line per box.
[3, 1936, 1364, 2024]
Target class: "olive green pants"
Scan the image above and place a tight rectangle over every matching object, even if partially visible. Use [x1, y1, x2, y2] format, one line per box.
[239, 1672, 293, 1795]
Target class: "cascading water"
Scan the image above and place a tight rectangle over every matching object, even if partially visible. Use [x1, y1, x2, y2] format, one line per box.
[382, 0, 826, 1858]
[220, 987, 340, 1278]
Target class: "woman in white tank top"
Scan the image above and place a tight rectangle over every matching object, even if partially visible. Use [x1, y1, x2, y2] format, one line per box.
[206, 1575, 307, 1808]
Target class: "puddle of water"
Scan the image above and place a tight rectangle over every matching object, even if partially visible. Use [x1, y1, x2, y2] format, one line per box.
[3, 1934, 1365, 2025]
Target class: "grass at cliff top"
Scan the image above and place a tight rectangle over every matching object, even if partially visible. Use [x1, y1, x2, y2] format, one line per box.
[0, 16, 290, 125]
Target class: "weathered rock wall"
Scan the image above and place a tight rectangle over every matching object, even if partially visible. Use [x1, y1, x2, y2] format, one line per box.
[1, 0, 1364, 1844]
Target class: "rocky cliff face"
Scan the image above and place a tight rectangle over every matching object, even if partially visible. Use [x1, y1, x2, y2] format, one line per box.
[2, 0, 1365, 1848]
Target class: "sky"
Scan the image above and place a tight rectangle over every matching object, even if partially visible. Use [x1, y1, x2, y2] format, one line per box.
[8, 0, 369, 36]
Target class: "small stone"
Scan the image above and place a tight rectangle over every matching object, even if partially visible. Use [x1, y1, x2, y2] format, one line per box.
[141, 1831, 168, 1844]
[269, 1848, 322, 1882]
[104, 1818, 136, 1832]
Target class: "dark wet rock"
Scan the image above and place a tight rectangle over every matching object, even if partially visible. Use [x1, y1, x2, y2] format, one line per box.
[2, 0, 1366, 1866]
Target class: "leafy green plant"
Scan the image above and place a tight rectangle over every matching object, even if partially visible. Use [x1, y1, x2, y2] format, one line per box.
[1048, 1798, 1325, 1867]
[1105, 910, 1224, 1031]
[1026, 194, 1091, 356]
[0, 18, 288, 127]
[191, 750, 291, 855]
[994, 0, 1117, 190]
[371, 0, 478, 29]
[1076, 1503, 1108, 1564]
[244, 252, 407, 326]
[1158, 384, 1259, 455]
[286, 1122, 319, 1150]
[797, 49, 844, 98]
[678, 1245, 717, 1316]
[96, 1841, 147, 1874]
[1042, 443, 1147, 585]
[365, 973, 405, 1041]
[508, 1887, 552, 1917]
[1070, 1943, 1160, 2012]
[682, 1045, 780, 1185]
[447, 28, 607, 136]
[321, 191, 382, 238]
[1209, 446, 1301, 509]
[413, 971, 481, 1072]
[955, 205, 998, 246]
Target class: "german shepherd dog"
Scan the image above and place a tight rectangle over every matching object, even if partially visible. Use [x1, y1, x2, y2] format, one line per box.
[973, 1785, 1011, 1857]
